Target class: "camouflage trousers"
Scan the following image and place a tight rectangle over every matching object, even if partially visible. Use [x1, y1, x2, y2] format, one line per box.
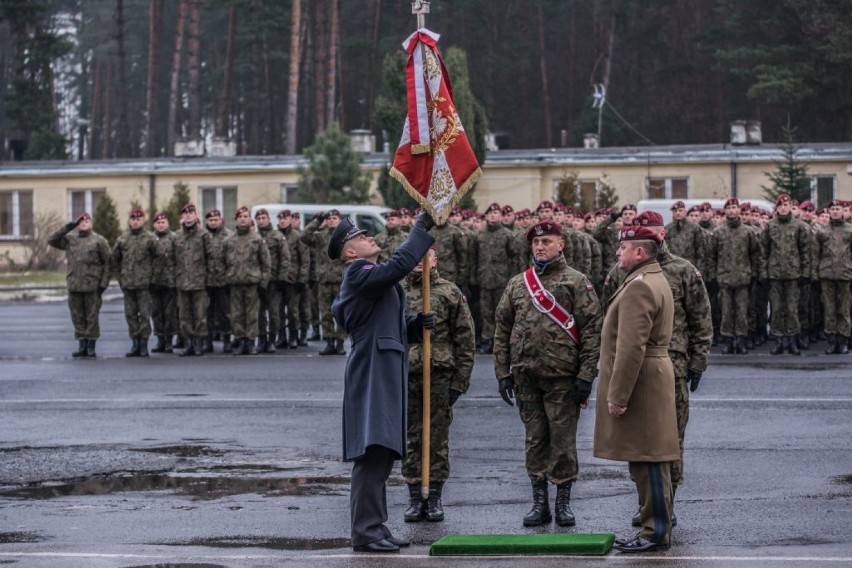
[68, 291, 102, 340]
[230, 283, 260, 340]
[177, 289, 209, 338]
[479, 286, 505, 341]
[258, 281, 282, 340]
[300, 284, 312, 331]
[402, 370, 454, 484]
[150, 286, 178, 337]
[707, 280, 721, 337]
[278, 283, 303, 332]
[309, 282, 320, 328]
[514, 372, 581, 485]
[798, 281, 813, 333]
[669, 352, 690, 486]
[810, 280, 824, 334]
[750, 280, 769, 338]
[720, 285, 749, 337]
[319, 282, 345, 340]
[122, 288, 151, 339]
[821, 279, 852, 336]
[206, 286, 231, 336]
[769, 279, 800, 336]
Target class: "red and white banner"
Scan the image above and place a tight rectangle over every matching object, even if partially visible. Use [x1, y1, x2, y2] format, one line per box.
[389, 28, 481, 225]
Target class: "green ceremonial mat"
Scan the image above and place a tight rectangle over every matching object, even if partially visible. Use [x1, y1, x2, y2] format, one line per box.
[429, 533, 616, 556]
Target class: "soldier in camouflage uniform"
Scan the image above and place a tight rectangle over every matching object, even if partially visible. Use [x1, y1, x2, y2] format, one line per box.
[150, 211, 178, 353]
[111, 208, 158, 357]
[204, 209, 233, 353]
[48, 212, 111, 358]
[255, 208, 290, 353]
[430, 206, 469, 292]
[224, 206, 271, 355]
[665, 201, 706, 273]
[472, 203, 518, 354]
[601, 211, 712, 526]
[571, 211, 603, 289]
[494, 220, 602, 527]
[300, 210, 346, 355]
[817, 199, 852, 353]
[173, 203, 213, 357]
[547, 202, 592, 277]
[277, 210, 310, 348]
[375, 210, 408, 262]
[401, 247, 475, 523]
[761, 194, 812, 355]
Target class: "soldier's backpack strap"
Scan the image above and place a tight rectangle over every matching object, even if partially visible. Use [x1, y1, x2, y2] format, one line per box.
[522, 267, 580, 345]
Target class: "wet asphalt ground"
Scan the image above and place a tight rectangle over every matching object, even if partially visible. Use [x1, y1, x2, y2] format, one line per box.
[0, 298, 850, 568]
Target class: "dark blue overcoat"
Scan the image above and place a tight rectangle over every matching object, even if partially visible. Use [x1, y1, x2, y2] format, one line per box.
[332, 227, 435, 461]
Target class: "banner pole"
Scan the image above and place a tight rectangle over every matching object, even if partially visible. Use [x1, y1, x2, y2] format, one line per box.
[421, 252, 431, 500]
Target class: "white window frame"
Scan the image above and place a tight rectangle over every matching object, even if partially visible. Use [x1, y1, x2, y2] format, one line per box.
[280, 184, 299, 203]
[67, 188, 104, 222]
[0, 189, 33, 240]
[810, 175, 836, 207]
[645, 177, 690, 199]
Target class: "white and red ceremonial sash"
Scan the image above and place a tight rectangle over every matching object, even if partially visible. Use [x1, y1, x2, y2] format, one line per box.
[523, 267, 581, 345]
[389, 28, 482, 224]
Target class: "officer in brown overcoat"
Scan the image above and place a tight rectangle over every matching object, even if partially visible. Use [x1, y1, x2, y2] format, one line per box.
[593, 224, 678, 553]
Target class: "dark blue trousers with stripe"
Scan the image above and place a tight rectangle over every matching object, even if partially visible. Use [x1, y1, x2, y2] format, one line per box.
[628, 461, 673, 544]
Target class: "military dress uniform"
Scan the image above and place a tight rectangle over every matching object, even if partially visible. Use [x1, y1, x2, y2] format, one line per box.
[494, 221, 602, 527]
[301, 215, 347, 354]
[401, 266, 475, 522]
[257, 220, 290, 352]
[224, 218, 271, 355]
[205, 219, 233, 352]
[816, 208, 852, 352]
[48, 215, 111, 358]
[150, 217, 178, 353]
[173, 210, 213, 356]
[278, 215, 311, 348]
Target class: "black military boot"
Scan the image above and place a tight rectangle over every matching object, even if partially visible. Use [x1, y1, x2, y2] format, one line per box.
[523, 482, 552, 526]
[173, 335, 186, 349]
[223, 335, 233, 353]
[307, 328, 321, 342]
[125, 338, 141, 358]
[288, 329, 299, 349]
[745, 334, 755, 350]
[319, 340, 336, 356]
[203, 334, 214, 353]
[164, 336, 174, 353]
[554, 482, 576, 527]
[335, 338, 346, 355]
[825, 335, 836, 354]
[152, 336, 166, 353]
[180, 336, 197, 357]
[769, 337, 784, 355]
[404, 484, 426, 522]
[247, 338, 258, 355]
[256, 334, 267, 353]
[671, 486, 678, 527]
[426, 482, 445, 522]
[265, 334, 276, 353]
[837, 336, 849, 354]
[138, 337, 149, 357]
[735, 336, 748, 354]
[230, 338, 242, 355]
[787, 335, 801, 356]
[192, 335, 204, 356]
[297, 329, 308, 347]
[86, 339, 97, 358]
[797, 334, 809, 350]
[72, 339, 87, 358]
[275, 332, 288, 349]
[721, 337, 734, 354]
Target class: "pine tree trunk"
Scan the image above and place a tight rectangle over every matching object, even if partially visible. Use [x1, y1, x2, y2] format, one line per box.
[536, 1, 552, 147]
[216, 6, 237, 138]
[88, 59, 101, 159]
[145, 0, 161, 157]
[167, 0, 188, 155]
[314, 0, 326, 134]
[186, 0, 202, 141]
[261, 24, 277, 152]
[326, 0, 338, 127]
[115, 0, 131, 157]
[365, 0, 382, 131]
[285, 0, 302, 154]
[102, 61, 113, 158]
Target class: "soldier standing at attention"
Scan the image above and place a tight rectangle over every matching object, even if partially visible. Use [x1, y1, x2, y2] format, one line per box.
[173, 203, 212, 357]
[48, 212, 111, 358]
[401, 246, 475, 523]
[665, 201, 706, 272]
[429, 206, 469, 292]
[255, 208, 290, 353]
[817, 199, 852, 353]
[761, 194, 812, 355]
[594, 225, 677, 553]
[301, 210, 347, 355]
[472, 203, 517, 354]
[111, 208, 158, 357]
[150, 211, 178, 353]
[277, 210, 310, 348]
[204, 209, 232, 353]
[330, 213, 436, 553]
[494, 221, 602, 527]
[375, 210, 408, 262]
[224, 207, 270, 355]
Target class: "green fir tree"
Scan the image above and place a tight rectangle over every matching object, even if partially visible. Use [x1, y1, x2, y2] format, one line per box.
[295, 124, 371, 204]
[762, 119, 811, 203]
[93, 193, 121, 247]
[165, 181, 192, 230]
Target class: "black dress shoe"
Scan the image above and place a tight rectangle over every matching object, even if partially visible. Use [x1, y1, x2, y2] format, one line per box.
[352, 538, 400, 553]
[385, 535, 410, 547]
[614, 535, 669, 553]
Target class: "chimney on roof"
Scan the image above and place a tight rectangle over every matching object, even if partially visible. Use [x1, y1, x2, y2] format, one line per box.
[583, 133, 599, 149]
[730, 120, 762, 145]
[349, 129, 376, 153]
[746, 120, 762, 145]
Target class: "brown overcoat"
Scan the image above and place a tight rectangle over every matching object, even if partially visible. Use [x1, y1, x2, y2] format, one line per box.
[593, 260, 680, 463]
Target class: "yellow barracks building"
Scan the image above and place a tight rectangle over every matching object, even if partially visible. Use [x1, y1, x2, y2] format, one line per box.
[1, 140, 851, 267]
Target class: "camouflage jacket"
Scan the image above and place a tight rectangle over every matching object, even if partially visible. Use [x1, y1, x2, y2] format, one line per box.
[375, 227, 408, 263]
[300, 218, 343, 284]
[258, 225, 290, 282]
[592, 215, 619, 275]
[709, 217, 763, 287]
[173, 222, 212, 291]
[602, 246, 712, 375]
[224, 226, 271, 286]
[431, 222, 469, 288]
[665, 218, 706, 272]
[563, 225, 592, 277]
[816, 218, 852, 280]
[48, 226, 111, 293]
[472, 222, 517, 289]
[205, 225, 232, 287]
[111, 227, 158, 289]
[760, 213, 811, 280]
[151, 230, 176, 288]
[280, 226, 310, 284]
[403, 269, 475, 393]
[494, 254, 602, 382]
[577, 229, 601, 284]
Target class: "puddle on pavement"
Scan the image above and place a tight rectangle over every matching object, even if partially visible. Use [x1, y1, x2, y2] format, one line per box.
[164, 536, 351, 551]
[0, 474, 350, 501]
[0, 532, 42, 544]
[136, 445, 225, 458]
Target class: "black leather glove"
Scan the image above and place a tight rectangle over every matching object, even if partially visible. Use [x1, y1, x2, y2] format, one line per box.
[498, 378, 515, 406]
[687, 369, 702, 392]
[415, 311, 437, 329]
[313, 211, 328, 224]
[64, 221, 78, 232]
[414, 211, 435, 232]
[574, 380, 592, 404]
[799, 276, 810, 285]
[97, 286, 106, 296]
[449, 389, 462, 407]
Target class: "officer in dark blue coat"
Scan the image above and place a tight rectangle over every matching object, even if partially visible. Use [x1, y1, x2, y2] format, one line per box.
[330, 211, 437, 553]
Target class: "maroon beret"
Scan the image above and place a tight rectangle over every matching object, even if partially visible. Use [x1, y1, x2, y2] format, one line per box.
[621, 204, 637, 212]
[670, 200, 686, 210]
[277, 209, 292, 219]
[128, 208, 145, 219]
[153, 211, 168, 222]
[501, 205, 514, 215]
[181, 203, 197, 215]
[700, 202, 712, 211]
[387, 209, 401, 218]
[724, 197, 739, 208]
[537, 200, 554, 211]
[829, 198, 844, 208]
[800, 200, 814, 211]
[204, 208, 221, 219]
[234, 206, 250, 220]
[397, 207, 410, 216]
[632, 211, 664, 227]
[776, 193, 792, 206]
[619, 225, 663, 245]
[486, 202, 502, 213]
[77, 212, 92, 222]
[526, 221, 563, 242]
[327, 208, 342, 218]
[451, 206, 463, 216]
[254, 208, 269, 219]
